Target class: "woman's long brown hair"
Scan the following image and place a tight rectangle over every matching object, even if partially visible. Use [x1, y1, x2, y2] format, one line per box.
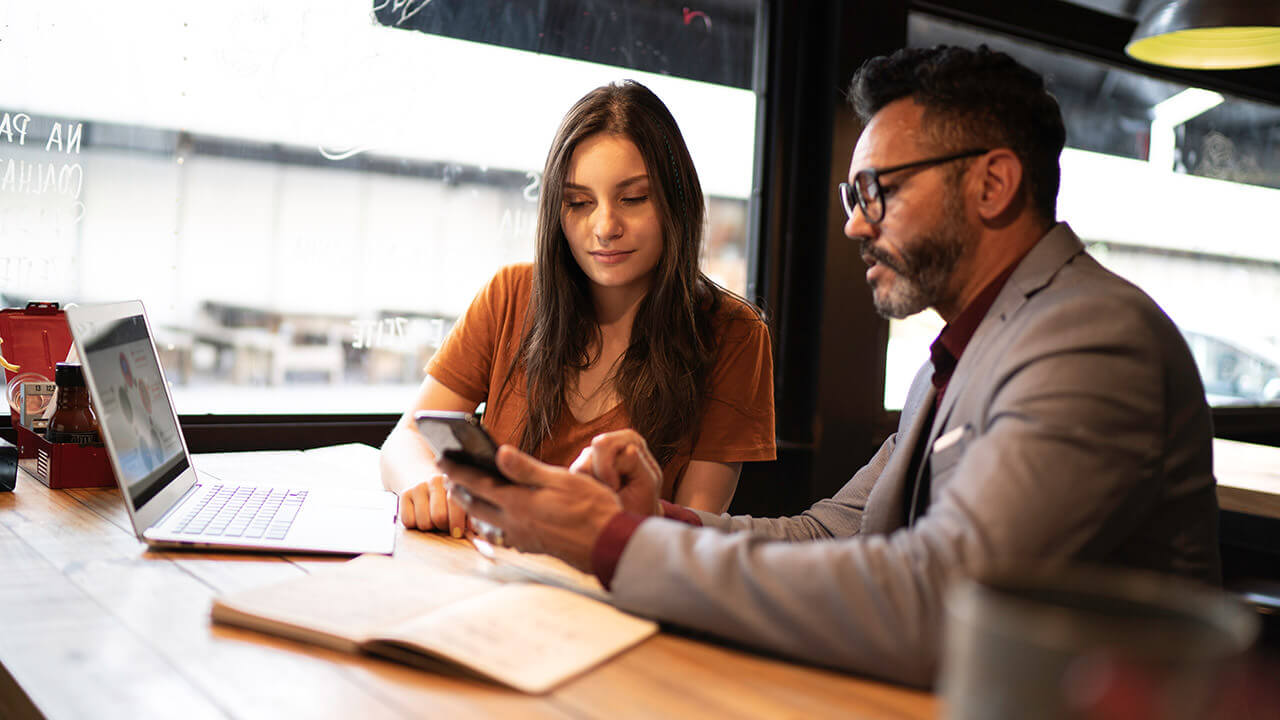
[497, 80, 724, 467]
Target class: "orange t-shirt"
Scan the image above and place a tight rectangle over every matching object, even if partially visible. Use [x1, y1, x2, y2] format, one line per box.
[426, 264, 776, 500]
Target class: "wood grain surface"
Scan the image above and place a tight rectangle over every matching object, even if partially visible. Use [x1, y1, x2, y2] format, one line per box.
[1214, 438, 1280, 521]
[0, 449, 936, 720]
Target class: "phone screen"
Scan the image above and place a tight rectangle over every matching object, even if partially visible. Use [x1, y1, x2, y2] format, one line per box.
[413, 411, 509, 482]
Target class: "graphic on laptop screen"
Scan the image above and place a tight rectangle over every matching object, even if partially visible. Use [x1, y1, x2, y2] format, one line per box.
[81, 315, 184, 504]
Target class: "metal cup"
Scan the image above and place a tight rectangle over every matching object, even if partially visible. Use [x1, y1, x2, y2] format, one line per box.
[940, 566, 1259, 720]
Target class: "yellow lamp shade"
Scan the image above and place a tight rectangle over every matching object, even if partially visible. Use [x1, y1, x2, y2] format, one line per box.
[1126, 0, 1280, 69]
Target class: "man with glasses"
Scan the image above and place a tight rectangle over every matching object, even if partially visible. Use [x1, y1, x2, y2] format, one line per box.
[441, 45, 1220, 687]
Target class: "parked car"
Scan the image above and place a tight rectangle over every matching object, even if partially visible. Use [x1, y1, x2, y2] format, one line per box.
[1181, 329, 1280, 406]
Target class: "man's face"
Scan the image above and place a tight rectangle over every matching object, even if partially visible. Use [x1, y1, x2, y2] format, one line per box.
[844, 100, 975, 319]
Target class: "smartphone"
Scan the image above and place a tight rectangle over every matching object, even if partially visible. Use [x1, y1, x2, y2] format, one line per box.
[413, 410, 510, 482]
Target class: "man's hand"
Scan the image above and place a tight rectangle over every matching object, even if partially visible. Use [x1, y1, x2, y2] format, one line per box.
[438, 446, 625, 572]
[569, 430, 662, 518]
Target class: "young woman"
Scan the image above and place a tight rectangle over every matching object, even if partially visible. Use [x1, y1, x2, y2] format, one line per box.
[380, 80, 775, 535]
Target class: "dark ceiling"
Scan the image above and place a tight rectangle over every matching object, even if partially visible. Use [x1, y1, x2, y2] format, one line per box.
[1064, 0, 1154, 20]
[913, 2, 1280, 187]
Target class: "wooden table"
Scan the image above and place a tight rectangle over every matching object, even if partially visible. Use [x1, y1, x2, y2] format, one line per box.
[0, 446, 936, 720]
[1215, 438, 1280, 521]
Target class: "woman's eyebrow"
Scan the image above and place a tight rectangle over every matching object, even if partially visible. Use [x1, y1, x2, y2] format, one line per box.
[563, 174, 649, 192]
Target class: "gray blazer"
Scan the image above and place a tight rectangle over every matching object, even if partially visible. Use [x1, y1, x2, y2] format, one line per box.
[608, 224, 1220, 687]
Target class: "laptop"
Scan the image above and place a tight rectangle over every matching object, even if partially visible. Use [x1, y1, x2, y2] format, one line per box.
[66, 300, 398, 555]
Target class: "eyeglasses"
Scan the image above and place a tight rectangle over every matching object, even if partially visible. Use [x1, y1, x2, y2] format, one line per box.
[838, 148, 989, 224]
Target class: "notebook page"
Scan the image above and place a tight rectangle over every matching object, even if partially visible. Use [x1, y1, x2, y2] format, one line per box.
[374, 583, 657, 694]
[211, 554, 498, 647]
[478, 543, 608, 601]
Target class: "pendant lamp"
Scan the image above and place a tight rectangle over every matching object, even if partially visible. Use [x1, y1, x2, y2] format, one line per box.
[1126, 0, 1280, 69]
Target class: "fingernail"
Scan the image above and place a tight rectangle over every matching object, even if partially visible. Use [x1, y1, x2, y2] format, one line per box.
[451, 526, 462, 539]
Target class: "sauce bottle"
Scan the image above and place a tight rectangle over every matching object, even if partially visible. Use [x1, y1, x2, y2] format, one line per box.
[46, 362, 102, 445]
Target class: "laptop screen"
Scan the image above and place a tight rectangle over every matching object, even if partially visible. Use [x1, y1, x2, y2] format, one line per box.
[80, 313, 187, 508]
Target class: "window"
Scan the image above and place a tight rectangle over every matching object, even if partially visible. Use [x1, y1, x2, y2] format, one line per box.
[882, 13, 1280, 409]
[1, 1, 761, 414]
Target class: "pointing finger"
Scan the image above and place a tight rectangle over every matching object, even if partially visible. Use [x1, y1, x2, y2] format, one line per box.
[494, 445, 559, 488]
[568, 446, 595, 478]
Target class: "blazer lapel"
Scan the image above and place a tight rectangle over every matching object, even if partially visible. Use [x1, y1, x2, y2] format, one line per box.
[862, 370, 936, 534]
[928, 223, 1088, 445]
[862, 224, 1088, 533]
[900, 224, 1089, 523]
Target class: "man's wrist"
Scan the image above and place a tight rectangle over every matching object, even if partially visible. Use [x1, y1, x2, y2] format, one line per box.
[588, 502, 703, 589]
[658, 500, 703, 526]
[590, 510, 647, 590]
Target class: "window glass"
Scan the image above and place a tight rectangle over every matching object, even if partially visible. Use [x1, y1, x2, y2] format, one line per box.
[883, 13, 1280, 409]
[1, 1, 760, 414]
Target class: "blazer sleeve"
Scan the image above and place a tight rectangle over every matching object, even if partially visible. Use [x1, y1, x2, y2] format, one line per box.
[691, 361, 932, 541]
[692, 433, 895, 541]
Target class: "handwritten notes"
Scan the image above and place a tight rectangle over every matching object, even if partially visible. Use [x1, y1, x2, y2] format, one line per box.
[1, 159, 83, 200]
[0, 257, 56, 289]
[499, 207, 538, 242]
[372, 0, 749, 88]
[0, 113, 31, 147]
[350, 316, 449, 351]
[522, 171, 540, 202]
[373, 0, 435, 27]
[0, 112, 82, 154]
[380, 582, 657, 693]
[1, 113, 84, 206]
[0, 112, 87, 291]
[682, 8, 712, 30]
[317, 145, 374, 161]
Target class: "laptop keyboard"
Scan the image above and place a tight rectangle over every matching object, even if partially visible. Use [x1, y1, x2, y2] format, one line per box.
[171, 485, 308, 540]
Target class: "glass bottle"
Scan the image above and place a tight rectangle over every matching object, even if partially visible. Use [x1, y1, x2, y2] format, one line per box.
[46, 362, 101, 445]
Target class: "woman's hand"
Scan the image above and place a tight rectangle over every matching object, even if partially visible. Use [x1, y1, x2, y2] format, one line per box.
[570, 430, 662, 517]
[379, 375, 482, 536]
[398, 473, 469, 537]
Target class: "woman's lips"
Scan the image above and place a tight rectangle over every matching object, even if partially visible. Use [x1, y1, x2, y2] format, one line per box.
[591, 250, 635, 265]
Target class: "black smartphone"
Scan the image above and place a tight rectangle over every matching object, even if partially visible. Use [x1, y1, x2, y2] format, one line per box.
[413, 410, 510, 482]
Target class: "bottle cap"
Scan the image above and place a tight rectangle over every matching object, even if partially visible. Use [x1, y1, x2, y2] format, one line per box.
[54, 362, 86, 387]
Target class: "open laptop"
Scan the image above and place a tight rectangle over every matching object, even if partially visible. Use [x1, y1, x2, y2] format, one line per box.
[66, 301, 397, 555]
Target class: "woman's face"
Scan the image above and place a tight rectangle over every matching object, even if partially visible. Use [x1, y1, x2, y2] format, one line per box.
[561, 133, 664, 299]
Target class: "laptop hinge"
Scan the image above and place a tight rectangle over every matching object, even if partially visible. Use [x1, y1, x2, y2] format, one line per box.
[150, 482, 202, 531]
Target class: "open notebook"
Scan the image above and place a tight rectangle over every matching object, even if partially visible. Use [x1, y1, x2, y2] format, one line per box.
[210, 554, 657, 694]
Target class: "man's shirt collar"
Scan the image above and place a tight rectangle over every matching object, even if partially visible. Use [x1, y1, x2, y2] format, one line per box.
[928, 261, 1020, 395]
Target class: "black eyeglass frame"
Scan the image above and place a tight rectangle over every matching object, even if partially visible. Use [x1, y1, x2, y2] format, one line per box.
[838, 148, 990, 224]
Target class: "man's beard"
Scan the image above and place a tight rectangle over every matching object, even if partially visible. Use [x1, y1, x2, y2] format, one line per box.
[862, 191, 970, 319]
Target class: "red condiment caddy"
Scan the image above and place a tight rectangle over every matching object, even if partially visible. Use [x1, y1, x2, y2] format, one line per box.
[0, 302, 116, 489]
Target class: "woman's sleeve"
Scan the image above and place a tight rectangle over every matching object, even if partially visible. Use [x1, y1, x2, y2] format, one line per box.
[424, 267, 513, 404]
[690, 306, 777, 463]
